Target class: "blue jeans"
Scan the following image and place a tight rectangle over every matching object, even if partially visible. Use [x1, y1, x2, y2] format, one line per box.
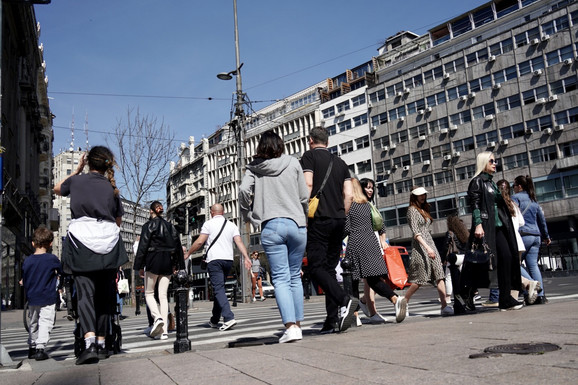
[522, 235, 544, 297]
[207, 260, 235, 323]
[261, 218, 307, 325]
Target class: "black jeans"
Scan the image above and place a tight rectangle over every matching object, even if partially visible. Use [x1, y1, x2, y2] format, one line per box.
[74, 269, 117, 337]
[306, 217, 349, 323]
[496, 226, 522, 308]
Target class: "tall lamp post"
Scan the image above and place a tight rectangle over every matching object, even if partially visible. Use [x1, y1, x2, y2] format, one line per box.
[217, 0, 250, 303]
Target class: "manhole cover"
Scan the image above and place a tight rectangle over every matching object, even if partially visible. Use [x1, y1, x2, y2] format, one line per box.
[484, 342, 561, 355]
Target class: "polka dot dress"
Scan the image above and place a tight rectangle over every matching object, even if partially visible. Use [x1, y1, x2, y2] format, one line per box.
[407, 206, 445, 285]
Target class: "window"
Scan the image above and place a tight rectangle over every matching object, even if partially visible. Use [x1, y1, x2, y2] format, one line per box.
[496, 0, 519, 18]
[515, 27, 540, 48]
[453, 137, 475, 152]
[472, 102, 496, 120]
[338, 119, 352, 131]
[444, 57, 466, 74]
[407, 99, 426, 115]
[405, 74, 423, 89]
[431, 25, 450, 46]
[369, 89, 385, 103]
[424, 66, 443, 83]
[493, 65, 518, 84]
[563, 174, 578, 198]
[328, 145, 338, 155]
[429, 117, 449, 132]
[409, 124, 429, 139]
[535, 178, 563, 202]
[560, 140, 578, 157]
[388, 106, 406, 121]
[450, 110, 471, 126]
[355, 135, 370, 150]
[518, 56, 545, 76]
[414, 175, 434, 188]
[383, 208, 397, 226]
[336, 101, 350, 113]
[353, 113, 368, 127]
[546, 45, 574, 66]
[395, 180, 413, 194]
[550, 76, 578, 95]
[435, 170, 454, 185]
[541, 15, 570, 36]
[555, 107, 578, 125]
[451, 16, 472, 38]
[496, 94, 521, 112]
[340, 141, 354, 154]
[469, 75, 492, 92]
[526, 115, 552, 133]
[322, 107, 335, 118]
[456, 165, 476, 180]
[432, 143, 451, 158]
[357, 160, 372, 174]
[386, 82, 403, 97]
[373, 137, 390, 150]
[371, 112, 388, 127]
[531, 146, 558, 163]
[490, 38, 513, 56]
[500, 123, 526, 139]
[522, 85, 548, 105]
[352, 94, 366, 107]
[411, 149, 431, 163]
[393, 154, 411, 167]
[327, 125, 337, 136]
[375, 160, 392, 175]
[448, 83, 468, 101]
[502, 152, 529, 170]
[473, 6, 494, 27]
[466, 48, 489, 66]
[426, 91, 446, 107]
[391, 130, 408, 144]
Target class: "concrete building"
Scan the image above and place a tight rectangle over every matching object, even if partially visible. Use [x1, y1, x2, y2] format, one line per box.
[368, 0, 578, 256]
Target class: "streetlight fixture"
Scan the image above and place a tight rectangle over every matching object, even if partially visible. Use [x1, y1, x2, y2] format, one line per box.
[217, 0, 250, 303]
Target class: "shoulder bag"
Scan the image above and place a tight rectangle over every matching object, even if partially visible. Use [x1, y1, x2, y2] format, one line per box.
[308, 156, 334, 219]
[464, 237, 494, 270]
[370, 203, 383, 232]
[201, 219, 228, 270]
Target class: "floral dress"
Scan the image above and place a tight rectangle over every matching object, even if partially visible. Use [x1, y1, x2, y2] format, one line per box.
[407, 206, 445, 285]
[345, 202, 387, 281]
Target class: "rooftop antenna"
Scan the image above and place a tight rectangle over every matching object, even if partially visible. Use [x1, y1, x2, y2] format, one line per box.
[69, 108, 75, 152]
[84, 111, 90, 150]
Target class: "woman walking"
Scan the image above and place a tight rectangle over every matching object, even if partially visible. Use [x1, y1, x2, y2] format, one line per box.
[512, 175, 551, 304]
[239, 131, 309, 343]
[250, 251, 265, 302]
[54, 146, 128, 365]
[404, 186, 454, 316]
[345, 178, 407, 323]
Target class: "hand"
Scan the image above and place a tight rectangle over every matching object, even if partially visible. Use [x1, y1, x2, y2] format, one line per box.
[474, 224, 484, 239]
[426, 247, 436, 259]
[139, 268, 145, 278]
[544, 238, 551, 246]
[243, 257, 252, 271]
[382, 243, 389, 250]
[76, 153, 87, 173]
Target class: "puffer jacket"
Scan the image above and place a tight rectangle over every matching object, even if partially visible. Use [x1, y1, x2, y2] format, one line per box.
[134, 216, 184, 275]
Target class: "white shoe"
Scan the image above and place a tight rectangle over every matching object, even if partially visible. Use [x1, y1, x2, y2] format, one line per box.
[356, 315, 362, 327]
[150, 318, 164, 338]
[369, 313, 387, 324]
[252, 297, 256, 302]
[441, 305, 454, 316]
[219, 319, 237, 331]
[160, 334, 169, 340]
[338, 297, 358, 332]
[358, 300, 370, 318]
[279, 325, 301, 343]
[143, 325, 152, 337]
[525, 280, 540, 305]
[395, 296, 407, 323]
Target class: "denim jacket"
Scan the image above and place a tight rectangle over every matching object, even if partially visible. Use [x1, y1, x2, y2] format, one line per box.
[512, 191, 550, 239]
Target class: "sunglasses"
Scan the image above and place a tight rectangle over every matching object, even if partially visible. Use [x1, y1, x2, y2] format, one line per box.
[489, 159, 498, 165]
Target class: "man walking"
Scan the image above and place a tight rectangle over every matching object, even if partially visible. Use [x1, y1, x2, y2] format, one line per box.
[185, 204, 251, 331]
[301, 126, 357, 333]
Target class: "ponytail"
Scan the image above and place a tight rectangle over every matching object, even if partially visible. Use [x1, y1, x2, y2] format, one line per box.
[87, 146, 120, 197]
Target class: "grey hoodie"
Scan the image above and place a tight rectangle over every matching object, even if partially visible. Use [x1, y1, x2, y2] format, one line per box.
[239, 154, 309, 228]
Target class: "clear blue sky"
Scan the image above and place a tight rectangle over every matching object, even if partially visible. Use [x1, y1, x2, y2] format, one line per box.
[35, 0, 485, 156]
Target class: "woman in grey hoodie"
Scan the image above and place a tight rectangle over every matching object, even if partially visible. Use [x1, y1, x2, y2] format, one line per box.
[239, 131, 309, 343]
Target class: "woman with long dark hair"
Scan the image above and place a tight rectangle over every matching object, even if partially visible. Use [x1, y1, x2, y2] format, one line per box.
[444, 213, 469, 303]
[512, 175, 551, 304]
[239, 130, 309, 343]
[54, 146, 128, 365]
[404, 187, 453, 316]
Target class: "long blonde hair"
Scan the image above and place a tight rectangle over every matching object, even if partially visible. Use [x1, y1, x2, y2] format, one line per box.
[473, 151, 494, 178]
[352, 178, 368, 204]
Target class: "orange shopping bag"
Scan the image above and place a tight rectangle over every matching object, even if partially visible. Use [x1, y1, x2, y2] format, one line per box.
[383, 247, 410, 290]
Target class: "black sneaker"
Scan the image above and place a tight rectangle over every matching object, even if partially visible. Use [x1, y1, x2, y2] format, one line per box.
[319, 321, 339, 335]
[76, 343, 99, 365]
[28, 347, 36, 359]
[97, 345, 110, 360]
[34, 348, 49, 361]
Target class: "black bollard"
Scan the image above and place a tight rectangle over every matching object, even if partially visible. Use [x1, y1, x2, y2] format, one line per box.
[173, 270, 191, 354]
[135, 289, 141, 316]
[340, 256, 353, 297]
[232, 280, 238, 307]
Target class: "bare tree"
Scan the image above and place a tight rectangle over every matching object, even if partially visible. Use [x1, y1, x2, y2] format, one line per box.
[107, 106, 176, 304]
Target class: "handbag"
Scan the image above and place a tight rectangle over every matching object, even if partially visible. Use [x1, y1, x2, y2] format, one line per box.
[117, 278, 130, 294]
[308, 157, 334, 219]
[464, 237, 492, 267]
[383, 247, 410, 290]
[201, 218, 228, 270]
[370, 203, 383, 232]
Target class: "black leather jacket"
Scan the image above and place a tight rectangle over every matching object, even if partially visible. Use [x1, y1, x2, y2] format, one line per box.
[134, 216, 184, 274]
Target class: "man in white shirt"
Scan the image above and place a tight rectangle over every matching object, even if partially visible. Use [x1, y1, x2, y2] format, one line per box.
[185, 204, 251, 331]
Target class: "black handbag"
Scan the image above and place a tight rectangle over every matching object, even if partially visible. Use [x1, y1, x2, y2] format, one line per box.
[465, 237, 492, 266]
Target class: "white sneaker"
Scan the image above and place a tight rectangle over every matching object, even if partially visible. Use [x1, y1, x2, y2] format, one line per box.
[369, 313, 387, 324]
[395, 296, 407, 323]
[252, 297, 256, 302]
[219, 319, 237, 331]
[160, 334, 169, 340]
[441, 305, 454, 316]
[150, 318, 164, 338]
[338, 297, 358, 332]
[358, 300, 370, 318]
[279, 325, 302, 343]
[356, 315, 362, 327]
[525, 280, 540, 305]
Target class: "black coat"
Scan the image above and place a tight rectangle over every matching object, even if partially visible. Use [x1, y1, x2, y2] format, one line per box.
[134, 216, 184, 275]
[467, 173, 519, 288]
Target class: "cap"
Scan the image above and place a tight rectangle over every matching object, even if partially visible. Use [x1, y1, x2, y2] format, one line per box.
[411, 187, 428, 196]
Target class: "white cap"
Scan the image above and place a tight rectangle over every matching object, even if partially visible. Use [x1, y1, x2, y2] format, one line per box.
[411, 187, 428, 196]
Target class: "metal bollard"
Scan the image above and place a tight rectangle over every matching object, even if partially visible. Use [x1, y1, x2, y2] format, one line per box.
[135, 289, 141, 316]
[173, 270, 191, 353]
[340, 256, 353, 297]
[232, 280, 238, 307]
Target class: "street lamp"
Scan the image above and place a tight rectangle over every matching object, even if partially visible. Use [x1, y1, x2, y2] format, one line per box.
[217, 0, 250, 303]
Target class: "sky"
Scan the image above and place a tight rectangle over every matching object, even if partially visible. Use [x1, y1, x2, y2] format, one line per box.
[35, 0, 486, 157]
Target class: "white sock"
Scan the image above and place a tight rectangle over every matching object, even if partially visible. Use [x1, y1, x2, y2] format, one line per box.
[85, 336, 95, 349]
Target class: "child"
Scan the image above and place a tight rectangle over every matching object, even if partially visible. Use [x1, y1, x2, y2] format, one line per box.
[22, 226, 63, 361]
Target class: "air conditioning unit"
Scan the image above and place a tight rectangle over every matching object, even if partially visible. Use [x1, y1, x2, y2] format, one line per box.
[493, 83, 502, 90]
[533, 69, 543, 76]
[370, 125, 377, 131]
[418, 135, 426, 141]
[500, 139, 509, 145]
[541, 34, 550, 41]
[469, 92, 476, 98]
[453, 151, 461, 157]
[403, 165, 411, 171]
[531, 38, 541, 45]
[383, 146, 390, 151]
[564, 58, 573, 66]
[392, 164, 398, 169]
[488, 55, 496, 62]
[423, 160, 431, 166]
[450, 125, 458, 131]
[367, 102, 373, 108]
[485, 114, 495, 121]
[548, 94, 558, 102]
[536, 97, 546, 104]
[488, 141, 496, 148]
[336, 112, 345, 117]
[418, 109, 425, 115]
[440, 128, 449, 134]
[460, 95, 468, 101]
[399, 116, 405, 122]
[443, 154, 452, 161]
[390, 143, 397, 149]
[404, 88, 411, 94]
[525, 128, 533, 134]
[385, 170, 391, 175]
[555, 124, 565, 131]
[443, 72, 450, 80]
[397, 91, 404, 97]
[544, 128, 553, 135]
[426, 106, 433, 112]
